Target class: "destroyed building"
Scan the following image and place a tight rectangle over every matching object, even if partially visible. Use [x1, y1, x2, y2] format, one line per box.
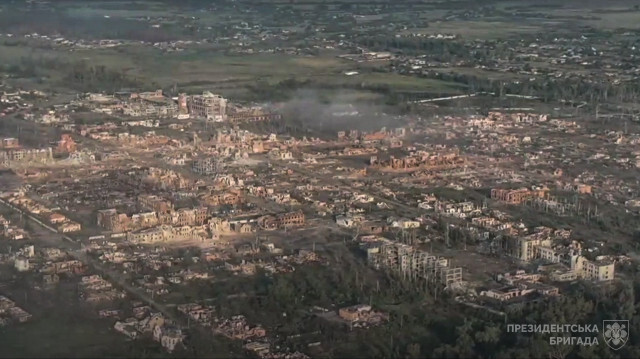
[186, 92, 227, 121]
[139, 195, 173, 213]
[257, 210, 305, 230]
[491, 188, 547, 205]
[512, 238, 615, 282]
[365, 239, 462, 286]
[0, 137, 53, 166]
[126, 225, 206, 244]
[123, 90, 177, 118]
[228, 105, 282, 122]
[370, 151, 465, 172]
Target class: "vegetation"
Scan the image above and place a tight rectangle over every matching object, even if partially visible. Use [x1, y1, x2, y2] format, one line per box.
[198, 255, 640, 359]
[63, 62, 145, 93]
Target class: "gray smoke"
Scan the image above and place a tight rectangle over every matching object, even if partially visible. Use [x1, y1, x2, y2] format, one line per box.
[280, 89, 401, 133]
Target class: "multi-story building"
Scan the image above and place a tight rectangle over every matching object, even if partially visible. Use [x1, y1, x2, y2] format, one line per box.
[0, 147, 53, 166]
[1, 138, 20, 148]
[575, 256, 615, 281]
[515, 235, 552, 262]
[127, 226, 164, 243]
[194, 207, 208, 225]
[537, 245, 564, 263]
[131, 212, 159, 228]
[97, 209, 130, 232]
[491, 188, 547, 205]
[201, 191, 243, 206]
[187, 92, 227, 121]
[208, 217, 231, 234]
[124, 90, 177, 118]
[172, 207, 208, 226]
[138, 195, 173, 213]
[192, 158, 221, 175]
[258, 210, 306, 230]
[516, 239, 615, 282]
[127, 225, 200, 244]
[276, 210, 305, 228]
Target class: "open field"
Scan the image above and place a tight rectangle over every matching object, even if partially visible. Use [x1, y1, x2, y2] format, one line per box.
[0, 277, 172, 359]
[326, 72, 467, 93]
[1, 0, 638, 101]
[0, 38, 466, 99]
[409, 20, 542, 40]
[0, 311, 158, 358]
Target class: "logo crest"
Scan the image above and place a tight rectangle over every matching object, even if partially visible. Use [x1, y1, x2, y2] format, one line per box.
[603, 320, 629, 350]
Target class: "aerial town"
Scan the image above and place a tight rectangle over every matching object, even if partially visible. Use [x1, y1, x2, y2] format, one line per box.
[1, 1, 640, 358]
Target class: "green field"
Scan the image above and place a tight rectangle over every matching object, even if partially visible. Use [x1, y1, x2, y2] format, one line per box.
[407, 20, 542, 40]
[0, 314, 159, 358]
[0, 280, 172, 359]
[0, 37, 466, 99]
[1, 0, 637, 101]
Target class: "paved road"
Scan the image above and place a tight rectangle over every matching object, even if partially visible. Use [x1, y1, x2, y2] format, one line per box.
[0, 198, 247, 356]
[0, 198, 180, 323]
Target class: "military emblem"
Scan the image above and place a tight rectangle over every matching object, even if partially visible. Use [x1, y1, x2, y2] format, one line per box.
[603, 320, 629, 350]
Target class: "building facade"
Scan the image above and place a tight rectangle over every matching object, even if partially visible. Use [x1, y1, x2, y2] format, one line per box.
[187, 92, 227, 121]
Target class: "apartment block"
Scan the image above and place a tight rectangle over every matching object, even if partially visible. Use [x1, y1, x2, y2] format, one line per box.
[187, 92, 227, 121]
[491, 188, 547, 205]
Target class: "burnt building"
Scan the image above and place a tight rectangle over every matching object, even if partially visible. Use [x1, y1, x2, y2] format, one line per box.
[371, 151, 465, 171]
[276, 210, 305, 228]
[139, 195, 173, 213]
[490, 188, 547, 205]
[1, 147, 53, 166]
[172, 207, 209, 226]
[97, 209, 130, 232]
[187, 92, 227, 121]
[257, 210, 305, 230]
[201, 191, 243, 206]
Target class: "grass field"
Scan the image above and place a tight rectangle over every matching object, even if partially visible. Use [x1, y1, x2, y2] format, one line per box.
[0, 37, 466, 99]
[3, 0, 636, 99]
[322, 72, 467, 93]
[0, 278, 171, 359]
[407, 20, 542, 40]
[0, 313, 157, 358]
